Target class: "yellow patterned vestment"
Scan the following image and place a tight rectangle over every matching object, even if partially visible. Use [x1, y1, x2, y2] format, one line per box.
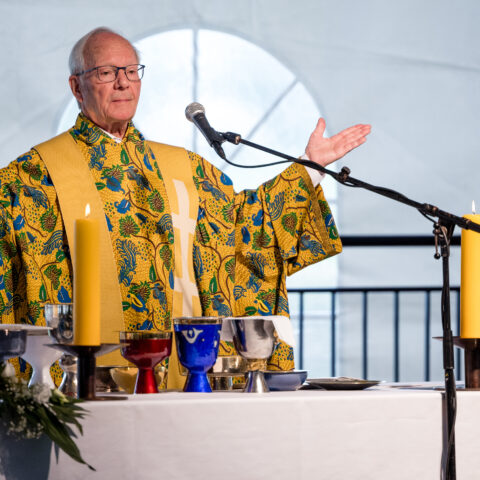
[0, 114, 342, 384]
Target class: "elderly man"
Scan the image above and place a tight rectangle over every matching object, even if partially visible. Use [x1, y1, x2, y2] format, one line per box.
[0, 27, 370, 388]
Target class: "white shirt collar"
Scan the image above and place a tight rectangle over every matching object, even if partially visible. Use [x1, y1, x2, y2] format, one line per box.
[99, 127, 123, 143]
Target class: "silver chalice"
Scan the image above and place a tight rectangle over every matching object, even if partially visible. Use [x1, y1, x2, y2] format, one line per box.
[0, 326, 26, 363]
[228, 317, 277, 393]
[44, 304, 76, 396]
[208, 355, 247, 391]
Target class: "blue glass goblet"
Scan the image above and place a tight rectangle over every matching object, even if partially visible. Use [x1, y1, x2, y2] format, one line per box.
[174, 317, 222, 392]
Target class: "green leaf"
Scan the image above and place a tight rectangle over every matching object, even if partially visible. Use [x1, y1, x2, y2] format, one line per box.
[155, 164, 163, 180]
[95, 182, 106, 190]
[122, 301, 131, 311]
[39, 284, 47, 302]
[199, 290, 211, 310]
[37, 406, 95, 470]
[329, 225, 339, 241]
[224, 258, 235, 282]
[245, 306, 257, 316]
[56, 250, 66, 262]
[209, 277, 218, 294]
[0, 293, 5, 313]
[196, 164, 204, 178]
[149, 264, 157, 282]
[281, 212, 298, 236]
[196, 223, 210, 244]
[120, 149, 129, 165]
[298, 178, 308, 192]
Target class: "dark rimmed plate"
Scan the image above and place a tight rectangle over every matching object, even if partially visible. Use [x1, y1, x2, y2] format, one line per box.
[302, 377, 380, 390]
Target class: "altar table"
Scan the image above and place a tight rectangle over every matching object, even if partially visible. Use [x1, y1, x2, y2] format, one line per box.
[1, 385, 480, 479]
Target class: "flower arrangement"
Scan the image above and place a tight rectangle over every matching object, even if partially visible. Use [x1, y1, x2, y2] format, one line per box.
[0, 362, 94, 470]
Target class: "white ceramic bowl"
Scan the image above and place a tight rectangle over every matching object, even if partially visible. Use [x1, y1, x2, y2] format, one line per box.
[263, 370, 308, 391]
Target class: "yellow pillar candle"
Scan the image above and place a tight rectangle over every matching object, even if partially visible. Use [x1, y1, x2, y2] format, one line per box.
[73, 204, 101, 345]
[460, 202, 480, 338]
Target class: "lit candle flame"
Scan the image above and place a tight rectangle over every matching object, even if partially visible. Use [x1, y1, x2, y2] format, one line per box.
[85, 204, 91, 218]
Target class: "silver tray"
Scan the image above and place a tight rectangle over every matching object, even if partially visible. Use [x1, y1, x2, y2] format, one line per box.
[303, 377, 380, 390]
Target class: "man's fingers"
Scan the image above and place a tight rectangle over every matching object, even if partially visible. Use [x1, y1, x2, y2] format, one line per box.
[337, 136, 367, 155]
[307, 121, 370, 165]
[334, 124, 371, 140]
[333, 126, 371, 147]
[312, 118, 326, 137]
[341, 130, 369, 144]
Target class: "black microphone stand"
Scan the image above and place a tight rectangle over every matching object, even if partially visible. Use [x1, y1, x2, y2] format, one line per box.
[220, 130, 480, 480]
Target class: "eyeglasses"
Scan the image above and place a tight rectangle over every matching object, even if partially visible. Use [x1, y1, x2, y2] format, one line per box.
[75, 64, 145, 83]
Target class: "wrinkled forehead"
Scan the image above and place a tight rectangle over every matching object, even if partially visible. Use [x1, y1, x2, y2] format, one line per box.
[83, 32, 138, 68]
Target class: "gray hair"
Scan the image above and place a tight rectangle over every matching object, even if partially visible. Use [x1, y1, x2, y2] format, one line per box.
[68, 27, 140, 75]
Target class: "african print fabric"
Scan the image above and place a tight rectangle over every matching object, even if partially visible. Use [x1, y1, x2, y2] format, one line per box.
[0, 113, 342, 383]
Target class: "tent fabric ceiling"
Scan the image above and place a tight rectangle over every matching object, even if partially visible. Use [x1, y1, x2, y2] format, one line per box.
[1, 0, 477, 286]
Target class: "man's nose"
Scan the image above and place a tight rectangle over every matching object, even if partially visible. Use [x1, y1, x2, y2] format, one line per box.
[115, 69, 129, 88]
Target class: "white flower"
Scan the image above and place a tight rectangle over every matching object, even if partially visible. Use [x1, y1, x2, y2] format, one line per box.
[51, 388, 67, 402]
[31, 383, 52, 405]
[1, 362, 15, 378]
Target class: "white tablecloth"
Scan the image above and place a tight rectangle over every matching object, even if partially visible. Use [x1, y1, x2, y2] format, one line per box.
[1, 384, 479, 480]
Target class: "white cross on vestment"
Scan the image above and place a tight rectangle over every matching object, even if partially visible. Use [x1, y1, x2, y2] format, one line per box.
[171, 179, 198, 315]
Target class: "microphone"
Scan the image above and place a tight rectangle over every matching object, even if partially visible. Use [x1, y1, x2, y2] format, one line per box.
[185, 103, 226, 160]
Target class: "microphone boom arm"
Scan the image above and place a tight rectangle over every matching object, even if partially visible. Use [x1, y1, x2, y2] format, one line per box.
[221, 131, 480, 234]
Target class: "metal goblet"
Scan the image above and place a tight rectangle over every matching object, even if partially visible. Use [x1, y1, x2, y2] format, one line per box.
[44, 304, 76, 396]
[229, 317, 277, 393]
[208, 355, 247, 391]
[0, 327, 27, 363]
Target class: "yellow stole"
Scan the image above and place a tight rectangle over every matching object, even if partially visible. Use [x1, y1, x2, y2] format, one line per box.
[35, 133, 202, 388]
[147, 143, 202, 390]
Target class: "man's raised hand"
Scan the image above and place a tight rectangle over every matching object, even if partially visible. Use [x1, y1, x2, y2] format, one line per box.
[305, 118, 371, 167]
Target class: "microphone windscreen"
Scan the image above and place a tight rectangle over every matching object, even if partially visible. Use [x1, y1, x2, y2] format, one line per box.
[185, 102, 205, 122]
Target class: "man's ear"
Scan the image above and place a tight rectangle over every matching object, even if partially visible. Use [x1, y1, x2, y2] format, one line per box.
[69, 75, 83, 104]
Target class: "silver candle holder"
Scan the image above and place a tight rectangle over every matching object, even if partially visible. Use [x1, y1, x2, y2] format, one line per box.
[20, 326, 61, 388]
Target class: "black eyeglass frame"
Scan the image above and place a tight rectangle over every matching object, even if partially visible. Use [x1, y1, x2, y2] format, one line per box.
[74, 64, 145, 82]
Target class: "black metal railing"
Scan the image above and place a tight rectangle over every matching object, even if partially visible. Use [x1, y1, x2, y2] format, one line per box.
[287, 235, 462, 381]
[340, 235, 461, 247]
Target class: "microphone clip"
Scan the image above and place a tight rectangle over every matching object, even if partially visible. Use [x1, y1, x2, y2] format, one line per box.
[338, 166, 351, 183]
[221, 131, 241, 145]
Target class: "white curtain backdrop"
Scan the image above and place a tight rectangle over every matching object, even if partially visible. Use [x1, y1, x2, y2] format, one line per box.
[1, 0, 478, 378]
